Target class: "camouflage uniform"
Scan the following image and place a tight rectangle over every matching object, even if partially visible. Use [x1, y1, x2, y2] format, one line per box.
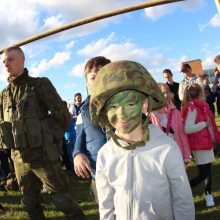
[0, 69, 85, 220]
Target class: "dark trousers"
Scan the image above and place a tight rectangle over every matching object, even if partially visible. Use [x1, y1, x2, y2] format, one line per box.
[0, 150, 11, 178]
[190, 163, 212, 194]
[217, 97, 220, 115]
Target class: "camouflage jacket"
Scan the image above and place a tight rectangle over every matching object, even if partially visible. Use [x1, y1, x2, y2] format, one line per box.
[0, 68, 71, 161]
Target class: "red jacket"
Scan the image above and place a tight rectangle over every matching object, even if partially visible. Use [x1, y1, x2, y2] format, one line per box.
[182, 99, 220, 150]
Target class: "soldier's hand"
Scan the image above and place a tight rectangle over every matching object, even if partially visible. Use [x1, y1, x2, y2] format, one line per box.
[74, 153, 93, 178]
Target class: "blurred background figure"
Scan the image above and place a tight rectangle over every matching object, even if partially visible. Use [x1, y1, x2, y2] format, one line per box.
[69, 93, 84, 122]
[150, 83, 191, 164]
[202, 74, 215, 115]
[213, 55, 220, 115]
[163, 69, 181, 110]
[179, 63, 204, 101]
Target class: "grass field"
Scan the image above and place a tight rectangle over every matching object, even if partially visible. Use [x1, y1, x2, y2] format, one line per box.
[1, 121, 220, 219]
[1, 155, 220, 220]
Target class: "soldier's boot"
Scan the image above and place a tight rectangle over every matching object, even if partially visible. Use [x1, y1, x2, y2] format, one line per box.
[21, 195, 46, 220]
[51, 192, 86, 220]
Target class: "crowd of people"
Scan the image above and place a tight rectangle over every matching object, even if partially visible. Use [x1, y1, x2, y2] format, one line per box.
[0, 46, 220, 219]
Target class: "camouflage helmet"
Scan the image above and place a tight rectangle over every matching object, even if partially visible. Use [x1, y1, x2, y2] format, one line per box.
[90, 60, 166, 126]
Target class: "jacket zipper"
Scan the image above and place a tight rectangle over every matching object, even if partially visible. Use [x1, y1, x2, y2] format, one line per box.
[129, 150, 135, 220]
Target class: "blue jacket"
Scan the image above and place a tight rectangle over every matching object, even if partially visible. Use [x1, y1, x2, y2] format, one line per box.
[64, 118, 76, 143]
[72, 96, 107, 170]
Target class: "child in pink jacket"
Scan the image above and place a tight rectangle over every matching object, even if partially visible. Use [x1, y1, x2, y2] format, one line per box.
[150, 83, 191, 163]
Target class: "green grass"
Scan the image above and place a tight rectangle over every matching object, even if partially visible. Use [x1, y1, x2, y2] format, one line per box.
[0, 174, 99, 220]
[1, 116, 220, 219]
[1, 157, 220, 220]
[187, 155, 220, 220]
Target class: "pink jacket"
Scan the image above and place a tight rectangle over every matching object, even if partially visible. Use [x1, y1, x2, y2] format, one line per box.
[150, 105, 191, 162]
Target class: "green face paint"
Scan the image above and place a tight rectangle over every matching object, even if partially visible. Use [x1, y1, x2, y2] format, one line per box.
[106, 90, 144, 134]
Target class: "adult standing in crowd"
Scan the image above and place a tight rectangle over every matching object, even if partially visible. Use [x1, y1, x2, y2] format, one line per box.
[213, 54, 220, 115]
[0, 47, 85, 220]
[73, 56, 111, 203]
[202, 74, 215, 115]
[179, 63, 204, 101]
[69, 93, 84, 122]
[163, 68, 181, 109]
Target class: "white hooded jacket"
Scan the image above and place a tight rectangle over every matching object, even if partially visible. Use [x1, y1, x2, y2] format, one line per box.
[96, 124, 195, 220]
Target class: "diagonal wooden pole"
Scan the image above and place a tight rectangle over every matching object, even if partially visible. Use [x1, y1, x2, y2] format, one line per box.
[215, 0, 220, 14]
[0, 0, 185, 54]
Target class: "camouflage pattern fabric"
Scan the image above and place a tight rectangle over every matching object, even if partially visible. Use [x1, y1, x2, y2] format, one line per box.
[0, 69, 85, 220]
[90, 60, 166, 128]
[12, 148, 70, 193]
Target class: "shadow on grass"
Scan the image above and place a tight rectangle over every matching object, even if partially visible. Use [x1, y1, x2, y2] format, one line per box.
[0, 193, 21, 204]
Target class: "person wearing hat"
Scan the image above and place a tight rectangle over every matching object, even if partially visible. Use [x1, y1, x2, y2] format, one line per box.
[179, 63, 204, 101]
[90, 60, 195, 220]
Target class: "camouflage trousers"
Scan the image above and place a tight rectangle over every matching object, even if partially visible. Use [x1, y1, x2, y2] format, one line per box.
[11, 148, 84, 220]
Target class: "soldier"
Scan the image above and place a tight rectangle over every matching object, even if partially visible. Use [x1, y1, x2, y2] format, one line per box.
[0, 47, 85, 220]
[90, 60, 195, 220]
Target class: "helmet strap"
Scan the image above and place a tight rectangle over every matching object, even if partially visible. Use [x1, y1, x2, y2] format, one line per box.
[105, 117, 149, 150]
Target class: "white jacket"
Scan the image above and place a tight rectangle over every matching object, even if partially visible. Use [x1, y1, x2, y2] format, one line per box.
[178, 74, 204, 101]
[96, 124, 195, 220]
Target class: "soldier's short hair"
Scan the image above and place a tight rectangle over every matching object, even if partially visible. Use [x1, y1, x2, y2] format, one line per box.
[84, 56, 111, 76]
[3, 46, 25, 60]
[214, 54, 220, 64]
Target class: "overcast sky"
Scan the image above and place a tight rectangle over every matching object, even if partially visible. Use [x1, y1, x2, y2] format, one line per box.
[0, 0, 220, 102]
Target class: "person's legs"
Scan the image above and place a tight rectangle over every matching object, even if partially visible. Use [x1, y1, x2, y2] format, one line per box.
[13, 159, 45, 220]
[33, 159, 85, 219]
[0, 150, 10, 178]
[190, 163, 214, 207]
[203, 163, 212, 194]
[90, 179, 99, 204]
[61, 139, 72, 170]
[217, 97, 220, 115]
[190, 163, 211, 189]
[66, 141, 74, 169]
[203, 163, 215, 207]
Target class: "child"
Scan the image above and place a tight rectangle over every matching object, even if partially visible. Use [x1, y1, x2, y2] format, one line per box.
[73, 56, 110, 203]
[150, 83, 191, 163]
[90, 60, 195, 220]
[181, 83, 220, 207]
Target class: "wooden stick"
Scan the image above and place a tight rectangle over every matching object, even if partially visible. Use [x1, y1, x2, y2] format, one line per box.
[215, 0, 220, 14]
[0, 0, 185, 54]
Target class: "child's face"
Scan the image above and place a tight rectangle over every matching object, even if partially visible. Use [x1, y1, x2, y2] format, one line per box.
[160, 86, 172, 104]
[86, 66, 102, 88]
[106, 90, 144, 135]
